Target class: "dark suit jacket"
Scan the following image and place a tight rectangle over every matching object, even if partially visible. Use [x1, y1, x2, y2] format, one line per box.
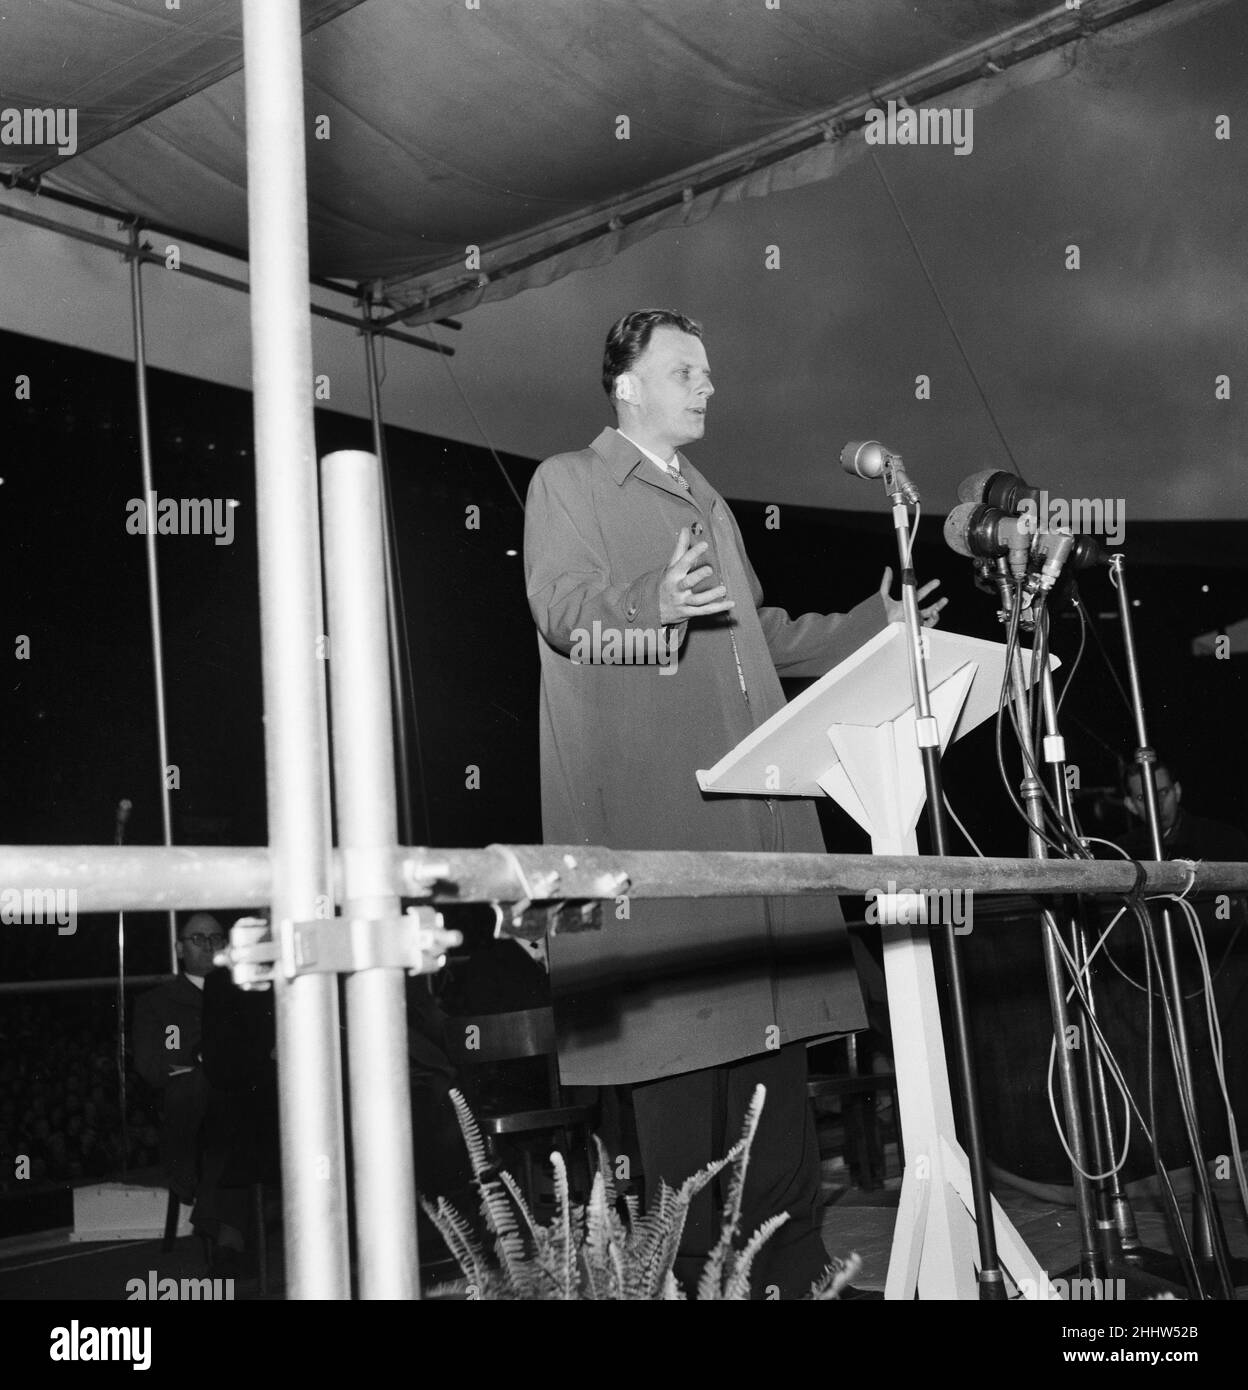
[133, 973, 208, 1199]
[133, 974, 204, 1088]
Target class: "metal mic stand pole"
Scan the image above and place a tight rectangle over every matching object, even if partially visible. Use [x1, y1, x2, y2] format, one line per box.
[1033, 603, 1189, 1297]
[1110, 556, 1237, 1299]
[887, 478, 1006, 1299]
[993, 580, 1104, 1284]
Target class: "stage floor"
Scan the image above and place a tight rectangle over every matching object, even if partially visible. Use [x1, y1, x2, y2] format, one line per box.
[818, 1142, 1248, 1298]
[1, 1148, 1244, 1301]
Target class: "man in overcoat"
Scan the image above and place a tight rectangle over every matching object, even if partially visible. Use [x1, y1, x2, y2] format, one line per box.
[523, 309, 944, 1296]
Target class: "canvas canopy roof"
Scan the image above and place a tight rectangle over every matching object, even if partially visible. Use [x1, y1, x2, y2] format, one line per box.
[0, 0, 1229, 324]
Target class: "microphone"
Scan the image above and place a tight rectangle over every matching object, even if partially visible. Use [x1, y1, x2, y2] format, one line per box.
[1028, 531, 1075, 593]
[943, 501, 1033, 579]
[957, 469, 1041, 514]
[115, 798, 133, 847]
[841, 440, 920, 503]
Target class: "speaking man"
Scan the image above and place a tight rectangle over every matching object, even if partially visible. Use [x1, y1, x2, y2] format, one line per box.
[523, 309, 944, 1296]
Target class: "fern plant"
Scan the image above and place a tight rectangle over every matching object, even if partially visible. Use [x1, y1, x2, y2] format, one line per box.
[421, 1082, 861, 1300]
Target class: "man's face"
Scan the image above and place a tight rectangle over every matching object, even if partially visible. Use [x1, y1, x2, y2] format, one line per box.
[176, 915, 226, 975]
[620, 327, 714, 455]
[1126, 770, 1181, 834]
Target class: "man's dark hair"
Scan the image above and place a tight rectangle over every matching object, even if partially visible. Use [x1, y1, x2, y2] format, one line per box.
[1123, 760, 1173, 794]
[177, 910, 223, 940]
[602, 309, 702, 399]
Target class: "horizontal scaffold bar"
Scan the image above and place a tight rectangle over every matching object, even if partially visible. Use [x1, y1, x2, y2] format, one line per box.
[1, 844, 1245, 917]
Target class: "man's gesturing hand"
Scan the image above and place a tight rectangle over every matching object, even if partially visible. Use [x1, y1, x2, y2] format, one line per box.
[659, 526, 735, 626]
[878, 565, 948, 628]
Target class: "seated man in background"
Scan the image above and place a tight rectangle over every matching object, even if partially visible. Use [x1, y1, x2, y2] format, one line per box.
[1117, 760, 1248, 965]
[1119, 760, 1248, 869]
[133, 912, 259, 1275]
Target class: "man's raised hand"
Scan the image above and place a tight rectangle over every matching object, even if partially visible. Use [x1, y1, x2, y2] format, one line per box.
[878, 565, 948, 628]
[659, 526, 735, 626]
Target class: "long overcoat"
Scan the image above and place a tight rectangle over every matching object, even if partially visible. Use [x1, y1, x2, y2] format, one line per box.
[524, 427, 887, 1085]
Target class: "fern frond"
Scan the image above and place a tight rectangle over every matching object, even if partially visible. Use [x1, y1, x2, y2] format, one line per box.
[719, 1083, 766, 1238]
[628, 1177, 701, 1298]
[447, 1087, 491, 1178]
[721, 1211, 790, 1300]
[808, 1252, 863, 1300]
[592, 1134, 617, 1208]
[695, 1084, 767, 1299]
[624, 1182, 678, 1296]
[581, 1171, 614, 1300]
[550, 1149, 575, 1299]
[498, 1167, 541, 1246]
[420, 1194, 489, 1287]
[445, 1090, 539, 1294]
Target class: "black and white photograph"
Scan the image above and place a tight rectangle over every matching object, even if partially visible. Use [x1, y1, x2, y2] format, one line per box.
[1, 0, 1246, 1355]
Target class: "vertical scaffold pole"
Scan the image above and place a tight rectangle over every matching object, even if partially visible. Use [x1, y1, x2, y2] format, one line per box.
[323, 449, 421, 1299]
[360, 304, 418, 846]
[127, 228, 178, 975]
[241, 0, 350, 1298]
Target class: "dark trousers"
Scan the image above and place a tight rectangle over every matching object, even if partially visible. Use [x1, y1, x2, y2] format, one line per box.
[631, 1041, 827, 1300]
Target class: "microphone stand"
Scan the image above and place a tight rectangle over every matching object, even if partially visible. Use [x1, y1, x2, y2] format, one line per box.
[1032, 602, 1188, 1299]
[886, 476, 1007, 1299]
[993, 576, 1105, 1286]
[1109, 556, 1238, 1299]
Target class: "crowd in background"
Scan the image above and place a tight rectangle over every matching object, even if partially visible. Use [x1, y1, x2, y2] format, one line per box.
[0, 995, 160, 1193]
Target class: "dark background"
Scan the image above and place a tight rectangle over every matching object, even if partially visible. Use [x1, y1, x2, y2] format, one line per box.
[2, 327, 1247, 1183]
[2, 326, 1246, 981]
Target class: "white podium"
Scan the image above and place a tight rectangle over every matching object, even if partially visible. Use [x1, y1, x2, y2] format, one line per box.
[698, 622, 1056, 1299]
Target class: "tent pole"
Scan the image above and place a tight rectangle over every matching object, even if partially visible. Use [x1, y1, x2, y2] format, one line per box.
[322, 449, 421, 1299]
[361, 304, 417, 846]
[241, 0, 350, 1299]
[126, 227, 179, 976]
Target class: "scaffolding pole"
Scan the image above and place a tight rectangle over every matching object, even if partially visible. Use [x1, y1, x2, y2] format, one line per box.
[127, 226, 179, 975]
[2, 842, 1245, 913]
[360, 305, 419, 846]
[241, 0, 349, 1299]
[323, 449, 420, 1299]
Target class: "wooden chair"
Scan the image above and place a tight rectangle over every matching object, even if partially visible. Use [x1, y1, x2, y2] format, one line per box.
[442, 1007, 597, 1207]
[807, 1033, 900, 1191]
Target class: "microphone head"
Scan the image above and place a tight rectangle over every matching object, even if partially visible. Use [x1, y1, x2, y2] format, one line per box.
[118, 798, 133, 815]
[942, 502, 979, 558]
[840, 440, 887, 480]
[956, 469, 1043, 514]
[1070, 535, 1107, 570]
[957, 469, 1005, 505]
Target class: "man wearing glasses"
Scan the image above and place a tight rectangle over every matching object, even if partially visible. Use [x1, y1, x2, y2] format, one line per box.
[133, 912, 249, 1273]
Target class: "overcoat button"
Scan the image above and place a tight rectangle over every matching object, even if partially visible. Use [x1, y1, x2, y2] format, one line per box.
[691, 521, 704, 537]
